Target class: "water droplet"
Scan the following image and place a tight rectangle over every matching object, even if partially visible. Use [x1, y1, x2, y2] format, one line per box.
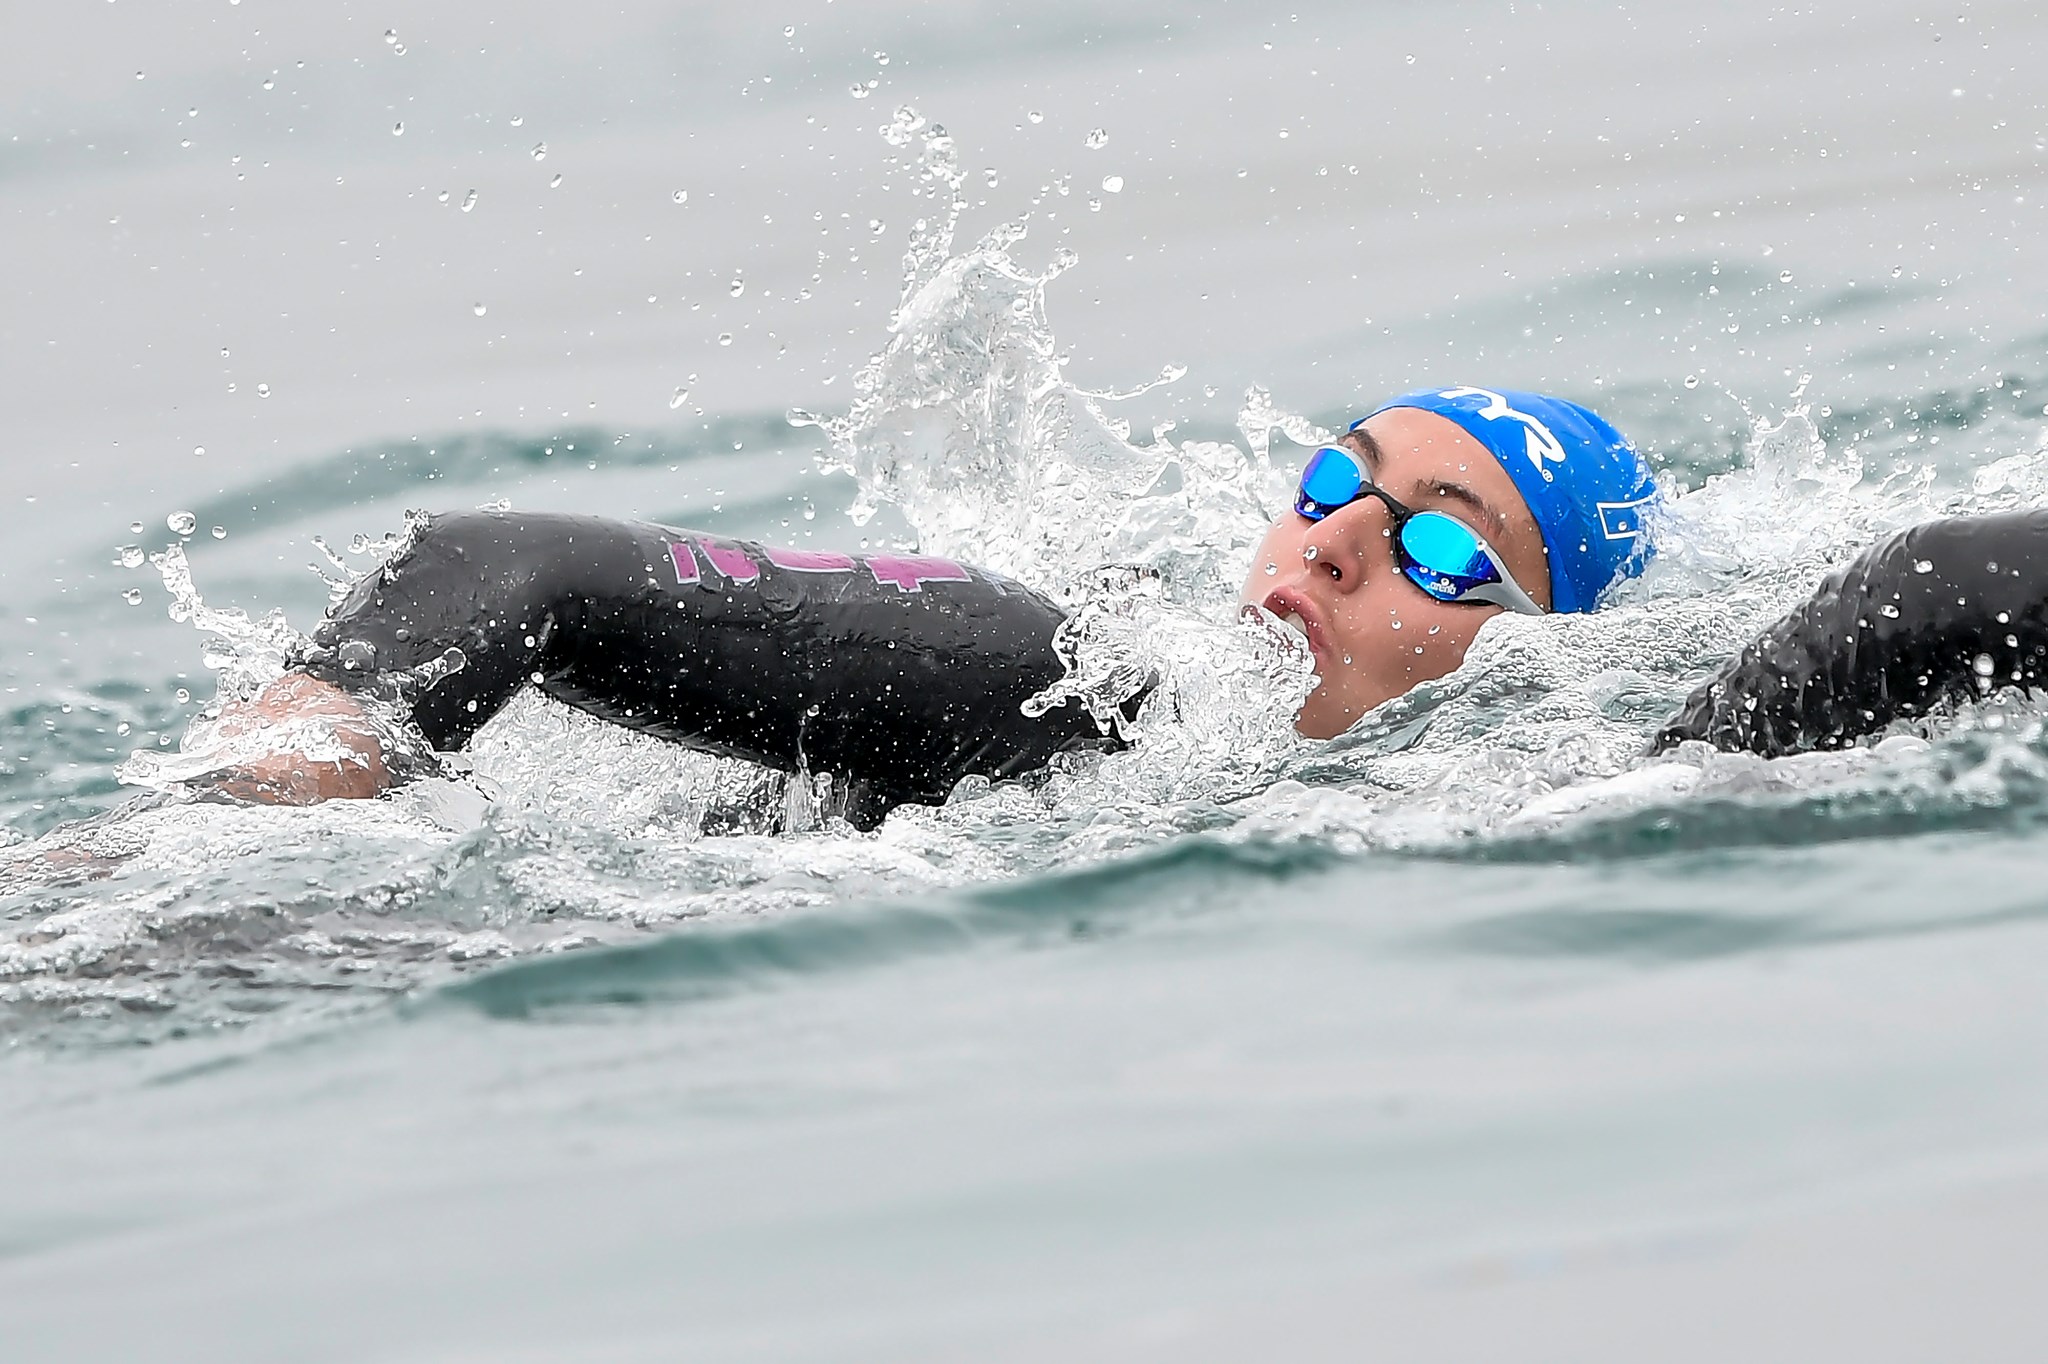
[135, 70, 145, 81]
[393, 43, 406, 55]
[1778, 269, 1793, 283]
[192, 444, 205, 456]
[188, 107, 199, 119]
[549, 173, 562, 188]
[1087, 197, 1102, 212]
[530, 142, 547, 161]
[672, 189, 688, 204]
[783, 25, 795, 36]
[1084, 127, 1109, 149]
[729, 275, 745, 297]
[256, 382, 271, 397]
[874, 50, 889, 65]
[1891, 265, 1904, 278]
[1683, 374, 1700, 389]
[1303, 545, 1319, 560]
[175, 687, 192, 704]
[1913, 559, 1935, 573]
[128, 521, 145, 536]
[718, 332, 733, 346]
[802, 500, 816, 521]
[473, 302, 487, 316]
[261, 77, 274, 90]
[461, 189, 478, 212]
[1405, 53, 1416, 64]
[1101, 175, 1124, 193]
[437, 190, 450, 203]
[167, 511, 197, 535]
[510, 115, 524, 128]
[211, 526, 227, 539]
[118, 545, 145, 568]
[383, 28, 398, 44]
[122, 587, 143, 606]
[984, 168, 999, 187]
[851, 82, 873, 99]
[868, 217, 886, 235]
[1975, 653, 1997, 678]
[1027, 110, 1044, 124]
[669, 387, 690, 409]
[1263, 562, 1278, 576]
[116, 721, 131, 736]
[392, 122, 404, 136]
[1879, 603, 1902, 618]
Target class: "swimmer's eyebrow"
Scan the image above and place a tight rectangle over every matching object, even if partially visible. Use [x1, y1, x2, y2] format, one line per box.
[1349, 426, 1390, 475]
[1344, 430, 1510, 541]
[1415, 478, 1510, 541]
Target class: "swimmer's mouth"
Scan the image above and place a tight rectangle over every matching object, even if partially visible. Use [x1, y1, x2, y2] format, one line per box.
[1259, 586, 1327, 662]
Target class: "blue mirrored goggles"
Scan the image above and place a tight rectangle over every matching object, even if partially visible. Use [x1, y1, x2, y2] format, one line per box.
[1294, 444, 1546, 615]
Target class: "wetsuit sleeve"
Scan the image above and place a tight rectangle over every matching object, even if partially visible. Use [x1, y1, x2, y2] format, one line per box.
[295, 510, 1119, 821]
[1651, 510, 2048, 757]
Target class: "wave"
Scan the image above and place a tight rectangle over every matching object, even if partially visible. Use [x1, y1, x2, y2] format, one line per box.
[432, 837, 1325, 1021]
[180, 414, 803, 539]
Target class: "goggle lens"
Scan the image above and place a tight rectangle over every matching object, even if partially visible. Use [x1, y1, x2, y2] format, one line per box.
[1295, 446, 1365, 518]
[1400, 511, 1502, 602]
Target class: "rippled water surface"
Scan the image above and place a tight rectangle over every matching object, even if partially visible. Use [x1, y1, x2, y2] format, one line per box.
[7, 2, 2048, 1359]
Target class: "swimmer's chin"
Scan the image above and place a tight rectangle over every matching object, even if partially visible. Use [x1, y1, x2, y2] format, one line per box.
[1292, 711, 1352, 742]
[1290, 684, 1368, 741]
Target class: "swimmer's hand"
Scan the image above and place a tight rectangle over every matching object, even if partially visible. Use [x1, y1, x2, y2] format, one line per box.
[201, 674, 395, 804]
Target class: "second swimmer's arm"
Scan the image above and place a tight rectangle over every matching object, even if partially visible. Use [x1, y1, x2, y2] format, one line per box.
[1651, 509, 2048, 757]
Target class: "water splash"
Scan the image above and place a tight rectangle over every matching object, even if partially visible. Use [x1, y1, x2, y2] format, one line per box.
[794, 106, 1266, 606]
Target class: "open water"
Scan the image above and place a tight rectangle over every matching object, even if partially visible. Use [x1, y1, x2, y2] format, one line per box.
[6, 2, 2048, 1358]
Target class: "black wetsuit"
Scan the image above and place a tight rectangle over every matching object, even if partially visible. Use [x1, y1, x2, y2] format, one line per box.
[1653, 508, 2048, 755]
[299, 511, 1122, 828]
[299, 508, 2048, 824]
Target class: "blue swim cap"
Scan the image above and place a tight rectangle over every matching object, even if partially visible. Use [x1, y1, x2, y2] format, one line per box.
[1368, 386, 1659, 614]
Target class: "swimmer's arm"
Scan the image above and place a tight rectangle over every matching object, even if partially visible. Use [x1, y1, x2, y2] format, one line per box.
[1651, 509, 2048, 757]
[264, 510, 1108, 816]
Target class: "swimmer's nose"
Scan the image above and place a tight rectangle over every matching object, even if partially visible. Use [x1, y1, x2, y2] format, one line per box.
[1298, 497, 1384, 594]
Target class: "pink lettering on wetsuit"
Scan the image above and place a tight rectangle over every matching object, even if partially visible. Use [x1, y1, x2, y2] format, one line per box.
[698, 541, 760, 584]
[664, 538, 970, 593]
[764, 547, 858, 573]
[865, 554, 972, 592]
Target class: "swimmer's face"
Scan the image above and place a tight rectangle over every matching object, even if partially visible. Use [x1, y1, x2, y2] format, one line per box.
[1242, 407, 1552, 739]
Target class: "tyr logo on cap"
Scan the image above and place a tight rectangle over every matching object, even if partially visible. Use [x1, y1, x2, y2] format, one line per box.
[1438, 386, 1567, 473]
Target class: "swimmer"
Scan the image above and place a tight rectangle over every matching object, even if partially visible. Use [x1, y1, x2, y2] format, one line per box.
[188, 386, 2048, 825]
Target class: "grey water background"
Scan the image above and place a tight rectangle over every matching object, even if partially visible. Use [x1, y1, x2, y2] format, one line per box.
[7, 0, 2048, 1359]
